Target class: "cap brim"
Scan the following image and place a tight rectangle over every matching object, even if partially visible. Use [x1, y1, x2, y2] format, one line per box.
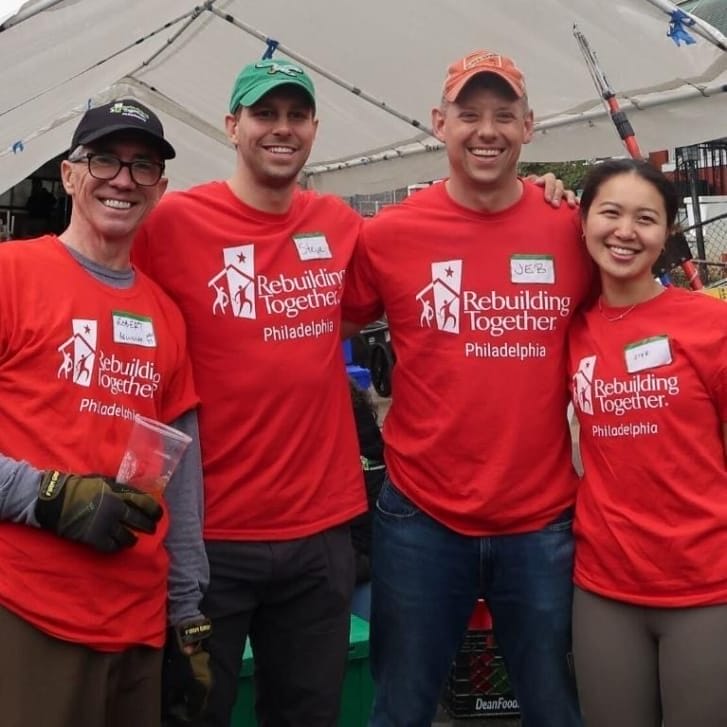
[238, 79, 315, 110]
[75, 124, 176, 159]
[446, 69, 524, 102]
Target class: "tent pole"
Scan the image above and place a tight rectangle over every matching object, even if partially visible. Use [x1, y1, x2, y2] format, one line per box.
[534, 81, 727, 133]
[641, 0, 727, 52]
[573, 23, 704, 289]
[573, 25, 643, 159]
[0, 0, 67, 32]
[126, 2, 218, 76]
[304, 80, 727, 176]
[204, 5, 433, 137]
[0, 6, 204, 122]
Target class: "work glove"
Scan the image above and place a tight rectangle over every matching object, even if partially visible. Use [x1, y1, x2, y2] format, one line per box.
[35, 470, 163, 553]
[162, 617, 213, 723]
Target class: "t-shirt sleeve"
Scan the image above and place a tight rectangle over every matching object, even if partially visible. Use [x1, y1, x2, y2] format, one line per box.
[164, 409, 208, 625]
[155, 300, 199, 424]
[132, 217, 155, 276]
[341, 222, 385, 325]
[163, 355, 198, 424]
[161, 337, 198, 424]
[0, 267, 8, 361]
[709, 305, 727, 421]
[134, 206, 198, 422]
[0, 252, 19, 361]
[133, 198, 171, 278]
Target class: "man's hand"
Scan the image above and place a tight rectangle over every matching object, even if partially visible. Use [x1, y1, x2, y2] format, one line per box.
[163, 617, 213, 722]
[527, 173, 578, 208]
[35, 470, 162, 553]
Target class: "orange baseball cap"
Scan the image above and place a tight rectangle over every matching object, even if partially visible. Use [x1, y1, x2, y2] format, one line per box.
[443, 50, 526, 102]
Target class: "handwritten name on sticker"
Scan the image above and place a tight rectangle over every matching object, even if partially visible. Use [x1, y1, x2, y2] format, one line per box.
[112, 311, 157, 348]
[293, 233, 332, 261]
[510, 254, 555, 284]
[624, 335, 672, 374]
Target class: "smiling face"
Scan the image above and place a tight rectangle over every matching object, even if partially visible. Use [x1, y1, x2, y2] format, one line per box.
[432, 75, 533, 209]
[225, 85, 318, 192]
[583, 171, 670, 292]
[60, 137, 167, 248]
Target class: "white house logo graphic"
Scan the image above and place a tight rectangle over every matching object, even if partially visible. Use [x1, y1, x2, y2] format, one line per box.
[208, 245, 255, 319]
[415, 260, 463, 334]
[57, 319, 98, 388]
[572, 355, 596, 416]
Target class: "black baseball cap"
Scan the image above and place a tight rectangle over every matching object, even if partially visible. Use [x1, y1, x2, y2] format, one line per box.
[71, 99, 176, 159]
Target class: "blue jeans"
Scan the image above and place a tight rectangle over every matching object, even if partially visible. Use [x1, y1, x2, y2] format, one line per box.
[368, 478, 581, 727]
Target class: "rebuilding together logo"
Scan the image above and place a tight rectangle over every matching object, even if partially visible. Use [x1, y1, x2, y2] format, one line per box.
[57, 318, 160, 400]
[415, 258, 571, 337]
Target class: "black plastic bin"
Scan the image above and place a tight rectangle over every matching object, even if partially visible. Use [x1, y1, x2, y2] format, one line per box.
[350, 319, 395, 398]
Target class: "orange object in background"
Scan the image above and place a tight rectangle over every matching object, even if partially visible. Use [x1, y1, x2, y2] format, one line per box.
[443, 598, 519, 719]
[468, 598, 493, 631]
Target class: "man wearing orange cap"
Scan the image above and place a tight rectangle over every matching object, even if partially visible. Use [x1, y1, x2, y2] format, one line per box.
[343, 50, 590, 726]
[134, 56, 574, 727]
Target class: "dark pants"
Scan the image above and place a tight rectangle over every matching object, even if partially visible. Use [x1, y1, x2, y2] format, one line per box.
[0, 604, 162, 727]
[370, 478, 581, 727]
[196, 524, 355, 727]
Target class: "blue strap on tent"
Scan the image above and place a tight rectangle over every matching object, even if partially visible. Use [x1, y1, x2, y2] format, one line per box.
[12, 141, 23, 153]
[667, 9, 696, 46]
[262, 39, 279, 59]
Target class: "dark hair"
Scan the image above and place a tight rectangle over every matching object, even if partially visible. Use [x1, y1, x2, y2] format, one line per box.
[579, 159, 679, 228]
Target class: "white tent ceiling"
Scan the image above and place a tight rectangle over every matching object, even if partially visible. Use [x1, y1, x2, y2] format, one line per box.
[1, 0, 727, 196]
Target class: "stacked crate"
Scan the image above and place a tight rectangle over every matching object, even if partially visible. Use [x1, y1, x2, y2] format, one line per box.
[440, 600, 520, 719]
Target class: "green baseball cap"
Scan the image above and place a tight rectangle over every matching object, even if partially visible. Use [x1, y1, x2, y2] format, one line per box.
[229, 59, 316, 113]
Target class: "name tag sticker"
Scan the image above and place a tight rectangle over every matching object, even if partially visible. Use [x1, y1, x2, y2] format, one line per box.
[510, 254, 555, 284]
[112, 311, 157, 348]
[293, 233, 332, 261]
[624, 335, 672, 374]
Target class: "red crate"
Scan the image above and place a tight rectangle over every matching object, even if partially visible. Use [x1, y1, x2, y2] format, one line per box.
[441, 602, 519, 719]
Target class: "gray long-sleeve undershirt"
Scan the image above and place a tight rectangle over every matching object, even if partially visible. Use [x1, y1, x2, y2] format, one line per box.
[164, 409, 209, 625]
[0, 243, 208, 625]
[0, 457, 41, 524]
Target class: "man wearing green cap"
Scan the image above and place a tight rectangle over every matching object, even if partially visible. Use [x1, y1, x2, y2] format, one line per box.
[134, 59, 365, 727]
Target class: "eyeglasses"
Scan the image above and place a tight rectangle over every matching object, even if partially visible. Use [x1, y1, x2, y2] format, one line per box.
[70, 153, 164, 187]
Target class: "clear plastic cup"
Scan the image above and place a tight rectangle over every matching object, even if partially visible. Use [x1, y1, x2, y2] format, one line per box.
[116, 414, 192, 499]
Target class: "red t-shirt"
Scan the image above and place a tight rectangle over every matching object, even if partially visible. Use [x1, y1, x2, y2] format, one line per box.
[568, 287, 727, 606]
[133, 182, 366, 540]
[343, 182, 592, 534]
[0, 236, 198, 650]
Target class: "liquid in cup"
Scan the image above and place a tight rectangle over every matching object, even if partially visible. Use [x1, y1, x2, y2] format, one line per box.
[116, 414, 192, 499]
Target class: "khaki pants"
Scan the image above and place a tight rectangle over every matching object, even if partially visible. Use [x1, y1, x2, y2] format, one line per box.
[0, 604, 162, 727]
[574, 587, 727, 727]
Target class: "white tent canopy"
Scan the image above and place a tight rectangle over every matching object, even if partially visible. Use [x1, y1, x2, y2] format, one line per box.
[1, 0, 727, 196]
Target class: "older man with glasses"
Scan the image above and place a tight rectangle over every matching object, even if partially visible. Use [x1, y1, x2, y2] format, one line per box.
[0, 99, 209, 727]
[68, 151, 167, 186]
